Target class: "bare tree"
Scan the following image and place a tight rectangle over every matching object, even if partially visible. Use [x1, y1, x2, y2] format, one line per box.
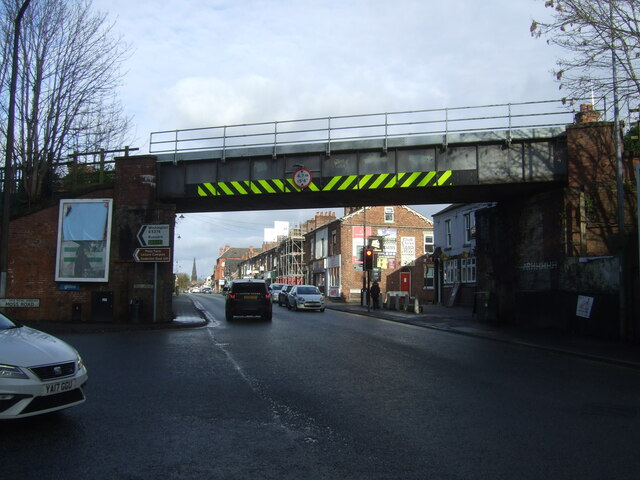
[0, 0, 132, 205]
[531, 0, 640, 112]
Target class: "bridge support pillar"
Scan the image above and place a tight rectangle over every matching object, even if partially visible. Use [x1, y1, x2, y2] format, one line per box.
[112, 155, 176, 323]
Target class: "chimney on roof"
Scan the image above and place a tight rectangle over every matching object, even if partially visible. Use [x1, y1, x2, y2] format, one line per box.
[575, 104, 600, 123]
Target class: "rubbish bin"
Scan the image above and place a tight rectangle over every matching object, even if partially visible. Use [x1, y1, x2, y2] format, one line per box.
[129, 297, 143, 323]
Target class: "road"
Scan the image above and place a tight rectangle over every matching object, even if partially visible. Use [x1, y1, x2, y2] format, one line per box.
[2, 293, 639, 479]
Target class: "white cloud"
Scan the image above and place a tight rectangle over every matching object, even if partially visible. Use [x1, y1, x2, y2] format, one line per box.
[90, 0, 567, 273]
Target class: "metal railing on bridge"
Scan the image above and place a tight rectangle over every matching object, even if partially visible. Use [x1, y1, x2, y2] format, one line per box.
[150, 98, 601, 160]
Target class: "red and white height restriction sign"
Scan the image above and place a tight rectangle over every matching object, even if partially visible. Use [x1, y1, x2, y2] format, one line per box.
[292, 167, 312, 189]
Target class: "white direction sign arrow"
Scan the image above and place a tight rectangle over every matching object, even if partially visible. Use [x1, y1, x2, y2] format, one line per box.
[137, 224, 170, 247]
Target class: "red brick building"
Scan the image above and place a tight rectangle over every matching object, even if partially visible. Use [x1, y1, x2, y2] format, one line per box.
[303, 206, 434, 303]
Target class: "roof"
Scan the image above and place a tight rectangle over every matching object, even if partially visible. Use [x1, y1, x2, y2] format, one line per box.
[340, 205, 433, 225]
[432, 202, 497, 217]
[220, 247, 251, 259]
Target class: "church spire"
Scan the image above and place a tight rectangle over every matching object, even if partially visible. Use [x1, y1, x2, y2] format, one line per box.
[191, 257, 197, 283]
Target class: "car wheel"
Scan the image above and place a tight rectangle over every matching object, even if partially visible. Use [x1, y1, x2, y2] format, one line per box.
[263, 312, 272, 321]
[319, 308, 325, 312]
[225, 311, 234, 322]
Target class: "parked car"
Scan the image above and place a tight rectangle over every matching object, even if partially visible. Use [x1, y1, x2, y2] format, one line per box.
[268, 283, 286, 303]
[200, 286, 212, 294]
[225, 279, 272, 321]
[278, 284, 294, 307]
[287, 285, 325, 312]
[0, 313, 88, 419]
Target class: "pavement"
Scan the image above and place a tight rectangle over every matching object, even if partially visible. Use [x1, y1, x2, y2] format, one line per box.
[23, 294, 640, 370]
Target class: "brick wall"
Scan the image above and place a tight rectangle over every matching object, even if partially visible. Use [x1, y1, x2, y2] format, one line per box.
[7, 189, 114, 322]
[5, 155, 176, 324]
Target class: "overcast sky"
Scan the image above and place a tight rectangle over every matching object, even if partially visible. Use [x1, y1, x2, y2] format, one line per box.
[91, 0, 563, 279]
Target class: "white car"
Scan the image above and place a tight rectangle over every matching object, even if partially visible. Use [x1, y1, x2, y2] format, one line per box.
[287, 285, 325, 312]
[0, 313, 88, 419]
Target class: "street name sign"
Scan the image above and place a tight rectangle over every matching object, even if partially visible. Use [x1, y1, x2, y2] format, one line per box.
[133, 248, 171, 263]
[137, 224, 170, 247]
[0, 298, 40, 308]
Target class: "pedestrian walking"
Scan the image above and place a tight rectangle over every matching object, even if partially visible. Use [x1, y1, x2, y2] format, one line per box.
[370, 281, 381, 309]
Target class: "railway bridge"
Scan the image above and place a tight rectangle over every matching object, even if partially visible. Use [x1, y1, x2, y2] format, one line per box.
[150, 100, 574, 212]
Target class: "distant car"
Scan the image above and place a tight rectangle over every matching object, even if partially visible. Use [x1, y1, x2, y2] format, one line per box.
[268, 283, 286, 303]
[287, 285, 325, 312]
[201, 286, 212, 294]
[278, 284, 294, 307]
[225, 279, 272, 321]
[0, 313, 88, 419]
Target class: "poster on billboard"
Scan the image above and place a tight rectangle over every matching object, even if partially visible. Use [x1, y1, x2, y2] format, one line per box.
[352, 226, 374, 264]
[401, 236, 416, 266]
[55, 199, 113, 282]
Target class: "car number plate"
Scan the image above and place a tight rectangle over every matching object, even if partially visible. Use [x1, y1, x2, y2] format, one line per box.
[44, 379, 75, 396]
[244, 295, 258, 300]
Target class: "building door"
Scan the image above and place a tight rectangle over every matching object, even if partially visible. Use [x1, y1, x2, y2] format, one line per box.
[400, 272, 411, 294]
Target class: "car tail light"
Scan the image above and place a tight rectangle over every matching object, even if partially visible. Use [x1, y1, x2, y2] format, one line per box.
[228, 293, 237, 299]
[265, 293, 271, 300]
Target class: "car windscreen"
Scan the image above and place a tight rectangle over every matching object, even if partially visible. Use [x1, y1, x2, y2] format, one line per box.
[297, 287, 320, 295]
[233, 283, 267, 294]
[0, 313, 19, 330]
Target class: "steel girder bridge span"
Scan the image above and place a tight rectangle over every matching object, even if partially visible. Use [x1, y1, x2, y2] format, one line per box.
[150, 100, 590, 213]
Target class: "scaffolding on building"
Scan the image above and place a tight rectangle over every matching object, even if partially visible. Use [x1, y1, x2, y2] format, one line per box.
[275, 223, 306, 285]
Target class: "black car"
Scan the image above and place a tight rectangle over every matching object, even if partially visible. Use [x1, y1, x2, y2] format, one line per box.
[225, 279, 272, 321]
[278, 284, 293, 307]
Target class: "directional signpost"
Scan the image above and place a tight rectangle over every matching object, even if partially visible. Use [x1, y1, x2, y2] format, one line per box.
[137, 224, 170, 247]
[134, 224, 172, 323]
[133, 248, 171, 263]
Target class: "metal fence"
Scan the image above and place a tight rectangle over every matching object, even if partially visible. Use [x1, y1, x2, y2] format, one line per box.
[150, 98, 602, 158]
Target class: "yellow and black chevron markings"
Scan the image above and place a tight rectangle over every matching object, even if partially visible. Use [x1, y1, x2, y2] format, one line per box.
[196, 170, 454, 197]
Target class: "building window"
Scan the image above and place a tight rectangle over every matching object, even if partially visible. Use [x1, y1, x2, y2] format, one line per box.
[464, 213, 474, 244]
[384, 207, 394, 223]
[443, 258, 459, 284]
[461, 256, 476, 283]
[424, 264, 435, 289]
[445, 219, 452, 248]
[424, 232, 434, 254]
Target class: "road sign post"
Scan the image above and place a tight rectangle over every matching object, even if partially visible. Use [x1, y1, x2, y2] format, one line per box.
[137, 224, 170, 247]
[135, 224, 171, 324]
[133, 248, 171, 263]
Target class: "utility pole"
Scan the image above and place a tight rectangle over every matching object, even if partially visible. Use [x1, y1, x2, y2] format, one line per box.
[611, 1, 627, 338]
[1, 0, 32, 300]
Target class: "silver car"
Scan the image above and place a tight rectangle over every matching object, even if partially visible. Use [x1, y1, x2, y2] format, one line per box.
[0, 313, 88, 419]
[268, 283, 287, 303]
[287, 285, 325, 312]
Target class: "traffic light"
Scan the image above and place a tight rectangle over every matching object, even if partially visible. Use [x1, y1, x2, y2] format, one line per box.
[363, 247, 374, 270]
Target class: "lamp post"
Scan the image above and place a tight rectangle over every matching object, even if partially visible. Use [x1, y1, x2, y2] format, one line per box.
[1, 0, 32, 300]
